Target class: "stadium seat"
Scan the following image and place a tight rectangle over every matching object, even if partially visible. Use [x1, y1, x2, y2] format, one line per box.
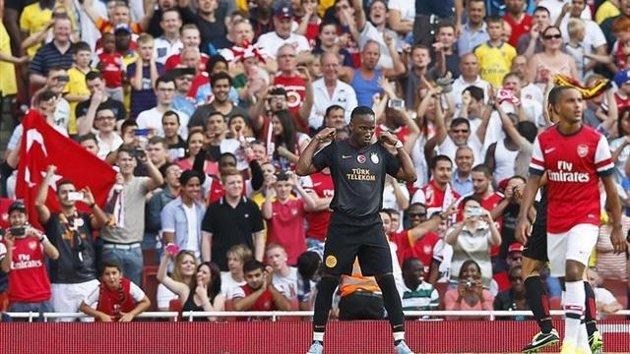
[142, 265, 159, 311]
[434, 282, 449, 310]
[168, 299, 182, 322]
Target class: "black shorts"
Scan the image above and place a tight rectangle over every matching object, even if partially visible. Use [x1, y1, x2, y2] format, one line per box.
[523, 222, 548, 262]
[322, 213, 393, 276]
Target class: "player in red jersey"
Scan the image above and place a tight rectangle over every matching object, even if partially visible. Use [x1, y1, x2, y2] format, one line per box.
[516, 86, 627, 354]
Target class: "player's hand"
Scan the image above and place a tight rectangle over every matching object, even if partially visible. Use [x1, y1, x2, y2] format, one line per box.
[515, 217, 532, 245]
[610, 225, 627, 254]
[315, 127, 336, 144]
[379, 131, 399, 147]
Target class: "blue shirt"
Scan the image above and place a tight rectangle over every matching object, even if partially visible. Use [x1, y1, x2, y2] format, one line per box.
[452, 171, 473, 196]
[172, 95, 196, 118]
[160, 197, 206, 256]
[457, 23, 490, 56]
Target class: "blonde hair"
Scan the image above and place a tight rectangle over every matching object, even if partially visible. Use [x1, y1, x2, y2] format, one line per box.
[227, 244, 253, 264]
[567, 18, 585, 39]
[137, 33, 154, 46]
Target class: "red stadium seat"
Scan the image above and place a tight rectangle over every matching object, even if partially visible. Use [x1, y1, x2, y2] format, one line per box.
[602, 279, 628, 309]
[549, 296, 563, 310]
[168, 299, 182, 322]
[142, 265, 159, 311]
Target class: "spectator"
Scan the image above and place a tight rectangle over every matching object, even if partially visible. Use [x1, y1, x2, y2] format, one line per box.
[400, 257, 440, 311]
[201, 168, 265, 269]
[296, 250, 321, 311]
[100, 147, 164, 286]
[92, 107, 124, 160]
[610, 108, 630, 184]
[194, 0, 229, 54]
[444, 259, 494, 316]
[1, 201, 59, 320]
[458, 0, 489, 56]
[517, 6, 551, 59]
[80, 0, 145, 35]
[470, 164, 503, 217]
[189, 72, 249, 129]
[449, 53, 492, 113]
[257, 6, 310, 60]
[412, 155, 461, 217]
[32, 67, 72, 136]
[387, 0, 415, 44]
[539, 0, 592, 23]
[425, 112, 484, 166]
[473, 16, 517, 88]
[452, 146, 475, 196]
[309, 52, 358, 130]
[490, 178, 528, 268]
[19, 0, 57, 57]
[586, 267, 623, 320]
[145, 163, 181, 249]
[176, 129, 217, 175]
[265, 243, 299, 302]
[78, 134, 100, 156]
[503, 0, 533, 47]
[64, 42, 93, 136]
[263, 171, 317, 265]
[28, 15, 74, 87]
[79, 261, 151, 322]
[300, 165, 334, 256]
[249, 0, 275, 39]
[76, 72, 126, 135]
[445, 196, 501, 288]
[128, 34, 164, 119]
[144, 137, 171, 172]
[431, 21, 460, 78]
[157, 252, 224, 321]
[511, 55, 544, 103]
[161, 169, 206, 259]
[162, 111, 187, 161]
[528, 26, 578, 86]
[352, 0, 399, 69]
[97, 32, 125, 102]
[312, 22, 354, 68]
[493, 265, 529, 317]
[231, 259, 292, 313]
[171, 68, 196, 118]
[221, 244, 252, 297]
[156, 250, 197, 311]
[153, 8, 183, 64]
[165, 24, 210, 71]
[137, 76, 190, 139]
[270, 110, 311, 168]
[402, 45, 433, 110]
[35, 166, 108, 320]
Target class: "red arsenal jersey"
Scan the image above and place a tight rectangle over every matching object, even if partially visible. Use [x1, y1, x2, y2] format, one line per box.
[240, 284, 276, 311]
[5, 236, 51, 303]
[98, 52, 124, 88]
[503, 14, 532, 47]
[415, 180, 461, 216]
[273, 75, 307, 131]
[266, 198, 307, 265]
[530, 125, 614, 233]
[391, 230, 440, 278]
[302, 172, 334, 241]
[164, 53, 210, 72]
[479, 192, 503, 257]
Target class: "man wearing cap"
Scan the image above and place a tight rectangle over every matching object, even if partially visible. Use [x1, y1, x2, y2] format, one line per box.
[605, 69, 630, 113]
[0, 201, 60, 320]
[160, 170, 206, 259]
[154, 8, 184, 65]
[34, 165, 109, 320]
[256, 6, 310, 60]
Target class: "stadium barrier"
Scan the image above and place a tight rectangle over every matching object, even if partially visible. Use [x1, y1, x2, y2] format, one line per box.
[2, 311, 629, 353]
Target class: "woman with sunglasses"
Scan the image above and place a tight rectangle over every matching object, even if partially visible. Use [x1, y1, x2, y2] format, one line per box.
[157, 251, 224, 321]
[156, 250, 198, 311]
[528, 26, 578, 87]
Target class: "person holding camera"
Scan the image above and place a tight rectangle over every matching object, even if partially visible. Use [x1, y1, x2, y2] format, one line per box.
[444, 259, 494, 318]
[100, 146, 164, 286]
[34, 165, 109, 320]
[445, 196, 501, 289]
[0, 201, 59, 320]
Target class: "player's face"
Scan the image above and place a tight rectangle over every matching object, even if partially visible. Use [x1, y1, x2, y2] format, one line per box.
[349, 114, 376, 147]
[379, 212, 391, 234]
[432, 161, 453, 185]
[402, 259, 424, 285]
[245, 269, 265, 290]
[556, 88, 584, 123]
[266, 248, 288, 270]
[471, 171, 490, 195]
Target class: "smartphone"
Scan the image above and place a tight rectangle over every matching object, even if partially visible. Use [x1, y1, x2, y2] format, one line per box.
[388, 99, 405, 109]
[134, 128, 150, 137]
[68, 191, 85, 202]
[165, 243, 180, 256]
[131, 149, 146, 159]
[10, 226, 25, 237]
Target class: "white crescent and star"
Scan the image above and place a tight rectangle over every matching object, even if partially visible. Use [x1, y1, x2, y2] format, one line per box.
[23, 128, 63, 190]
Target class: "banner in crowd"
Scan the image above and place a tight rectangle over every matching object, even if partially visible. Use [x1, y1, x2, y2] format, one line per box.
[15, 109, 116, 228]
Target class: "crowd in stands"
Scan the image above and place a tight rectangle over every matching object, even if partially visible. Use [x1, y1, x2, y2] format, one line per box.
[0, 0, 628, 322]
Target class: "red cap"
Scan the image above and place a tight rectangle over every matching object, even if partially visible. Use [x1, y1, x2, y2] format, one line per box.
[508, 242, 524, 253]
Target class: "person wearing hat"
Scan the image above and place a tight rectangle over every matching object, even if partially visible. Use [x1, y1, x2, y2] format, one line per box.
[0, 201, 59, 320]
[160, 169, 207, 259]
[256, 5, 311, 60]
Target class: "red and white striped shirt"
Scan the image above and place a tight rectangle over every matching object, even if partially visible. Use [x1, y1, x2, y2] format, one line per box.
[529, 125, 614, 233]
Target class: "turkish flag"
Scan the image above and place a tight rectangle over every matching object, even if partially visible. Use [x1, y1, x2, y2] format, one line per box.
[15, 110, 116, 229]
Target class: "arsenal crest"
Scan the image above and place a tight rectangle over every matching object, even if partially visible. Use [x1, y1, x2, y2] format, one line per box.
[357, 155, 366, 163]
[577, 144, 589, 157]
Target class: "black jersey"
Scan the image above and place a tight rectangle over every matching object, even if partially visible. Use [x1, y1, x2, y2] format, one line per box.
[312, 140, 401, 218]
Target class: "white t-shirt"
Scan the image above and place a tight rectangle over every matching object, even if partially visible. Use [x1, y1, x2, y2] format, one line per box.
[538, 0, 592, 23]
[95, 132, 123, 160]
[438, 134, 484, 166]
[220, 271, 246, 297]
[388, 0, 415, 22]
[84, 281, 146, 306]
[156, 283, 178, 310]
[309, 78, 358, 129]
[272, 267, 298, 299]
[154, 36, 184, 65]
[256, 32, 310, 59]
[182, 203, 199, 254]
[136, 107, 190, 139]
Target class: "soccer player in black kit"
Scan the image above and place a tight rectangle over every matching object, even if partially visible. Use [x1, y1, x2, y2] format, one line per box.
[296, 106, 417, 354]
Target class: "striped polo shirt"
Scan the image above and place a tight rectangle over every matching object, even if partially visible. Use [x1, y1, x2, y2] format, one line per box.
[29, 41, 73, 76]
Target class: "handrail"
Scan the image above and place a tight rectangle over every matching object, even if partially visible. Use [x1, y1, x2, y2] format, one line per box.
[4, 310, 630, 322]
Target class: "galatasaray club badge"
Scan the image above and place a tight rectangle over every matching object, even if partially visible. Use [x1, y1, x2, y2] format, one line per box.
[577, 144, 589, 157]
[357, 155, 366, 163]
[370, 152, 379, 164]
[325, 255, 337, 268]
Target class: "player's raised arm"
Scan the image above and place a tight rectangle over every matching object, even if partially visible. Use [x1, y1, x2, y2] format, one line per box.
[379, 131, 417, 183]
[296, 127, 336, 176]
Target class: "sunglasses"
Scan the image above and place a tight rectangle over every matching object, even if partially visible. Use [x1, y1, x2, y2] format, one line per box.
[543, 34, 562, 40]
[408, 212, 427, 218]
[452, 129, 469, 133]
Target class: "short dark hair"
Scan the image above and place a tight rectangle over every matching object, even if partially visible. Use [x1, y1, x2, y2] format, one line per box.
[155, 75, 174, 89]
[210, 71, 233, 86]
[77, 133, 97, 144]
[402, 257, 423, 271]
[463, 85, 484, 102]
[243, 259, 265, 274]
[471, 164, 492, 178]
[297, 251, 321, 280]
[461, 195, 482, 208]
[534, 6, 550, 15]
[100, 261, 122, 275]
[486, 15, 504, 25]
[325, 104, 344, 117]
[548, 85, 575, 105]
[381, 208, 398, 218]
[162, 110, 180, 125]
[350, 106, 375, 122]
[179, 169, 203, 185]
[516, 121, 538, 143]
[430, 155, 453, 170]
[85, 71, 102, 82]
[120, 119, 138, 134]
[450, 117, 471, 129]
[72, 41, 91, 54]
[435, 20, 455, 34]
[207, 54, 228, 74]
[37, 90, 57, 103]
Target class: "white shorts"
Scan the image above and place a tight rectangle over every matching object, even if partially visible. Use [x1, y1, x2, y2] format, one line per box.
[547, 224, 599, 277]
[51, 279, 100, 322]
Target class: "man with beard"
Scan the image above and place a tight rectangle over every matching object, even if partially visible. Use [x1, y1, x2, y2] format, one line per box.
[231, 259, 292, 315]
[411, 155, 460, 218]
[193, 0, 229, 53]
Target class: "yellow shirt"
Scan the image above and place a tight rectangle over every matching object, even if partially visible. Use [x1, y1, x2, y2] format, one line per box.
[65, 66, 92, 135]
[474, 41, 517, 88]
[20, 3, 53, 57]
[595, 1, 620, 24]
[0, 23, 18, 96]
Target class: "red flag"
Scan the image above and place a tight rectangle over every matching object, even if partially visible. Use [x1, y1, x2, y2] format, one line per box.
[15, 109, 116, 229]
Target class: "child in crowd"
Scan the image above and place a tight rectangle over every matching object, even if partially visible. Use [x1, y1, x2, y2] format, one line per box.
[127, 34, 164, 118]
[65, 41, 94, 136]
[474, 16, 517, 88]
[97, 32, 125, 102]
